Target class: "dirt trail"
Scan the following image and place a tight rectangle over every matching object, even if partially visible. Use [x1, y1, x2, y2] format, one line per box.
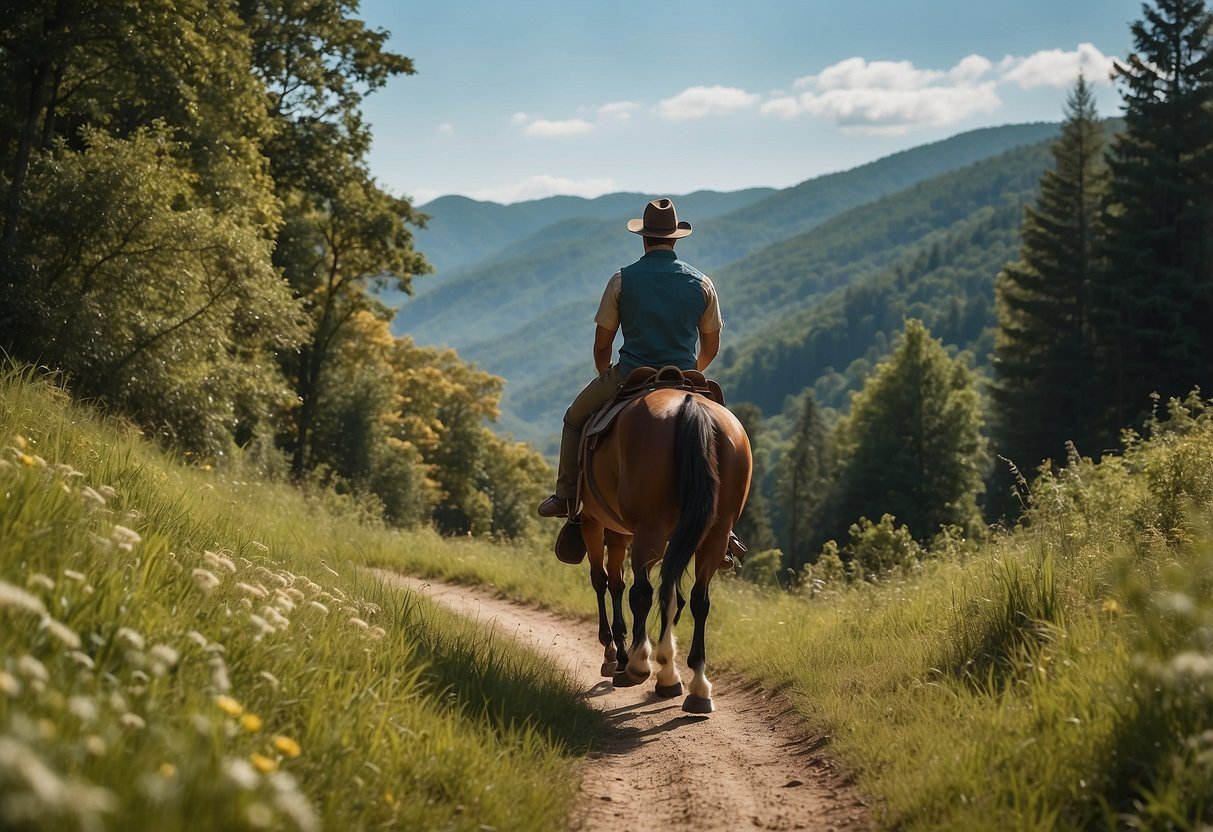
[373, 571, 870, 832]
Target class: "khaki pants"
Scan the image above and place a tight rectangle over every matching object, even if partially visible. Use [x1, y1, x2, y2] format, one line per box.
[555, 365, 622, 499]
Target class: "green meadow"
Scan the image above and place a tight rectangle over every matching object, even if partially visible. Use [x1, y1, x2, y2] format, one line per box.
[3, 361, 1212, 830]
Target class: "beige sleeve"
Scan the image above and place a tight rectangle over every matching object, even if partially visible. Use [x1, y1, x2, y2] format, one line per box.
[594, 272, 623, 330]
[699, 276, 724, 333]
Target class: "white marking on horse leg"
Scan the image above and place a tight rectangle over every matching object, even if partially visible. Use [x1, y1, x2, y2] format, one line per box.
[688, 666, 712, 700]
[629, 637, 652, 677]
[654, 591, 681, 687]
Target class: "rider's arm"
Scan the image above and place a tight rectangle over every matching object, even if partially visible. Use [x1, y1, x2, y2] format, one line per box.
[593, 325, 615, 373]
[696, 328, 720, 371]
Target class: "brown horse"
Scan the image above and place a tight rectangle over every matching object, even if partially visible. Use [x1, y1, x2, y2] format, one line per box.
[579, 388, 751, 714]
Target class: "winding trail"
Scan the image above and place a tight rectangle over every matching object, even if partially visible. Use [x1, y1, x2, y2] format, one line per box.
[373, 571, 870, 832]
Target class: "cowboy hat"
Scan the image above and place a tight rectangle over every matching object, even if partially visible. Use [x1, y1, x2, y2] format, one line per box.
[627, 198, 693, 238]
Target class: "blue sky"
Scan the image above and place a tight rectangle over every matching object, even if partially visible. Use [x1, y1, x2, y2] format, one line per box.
[359, 0, 1144, 206]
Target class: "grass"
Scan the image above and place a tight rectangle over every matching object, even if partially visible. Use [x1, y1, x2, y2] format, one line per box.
[4, 361, 1212, 830]
[0, 364, 600, 831]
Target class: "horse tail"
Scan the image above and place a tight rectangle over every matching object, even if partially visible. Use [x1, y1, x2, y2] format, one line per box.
[660, 394, 720, 601]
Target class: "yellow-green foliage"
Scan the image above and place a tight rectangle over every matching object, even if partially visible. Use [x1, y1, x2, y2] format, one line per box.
[0, 365, 596, 831]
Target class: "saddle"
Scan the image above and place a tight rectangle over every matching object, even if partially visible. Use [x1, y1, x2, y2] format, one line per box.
[576, 366, 725, 530]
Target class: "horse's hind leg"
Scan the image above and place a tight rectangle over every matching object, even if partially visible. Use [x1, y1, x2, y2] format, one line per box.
[653, 577, 683, 697]
[684, 525, 730, 714]
[615, 526, 665, 687]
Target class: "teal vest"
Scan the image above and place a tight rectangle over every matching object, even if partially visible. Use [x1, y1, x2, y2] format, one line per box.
[617, 250, 708, 374]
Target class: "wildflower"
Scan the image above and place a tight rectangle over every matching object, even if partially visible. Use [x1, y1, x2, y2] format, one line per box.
[248, 614, 275, 638]
[120, 713, 146, 731]
[0, 671, 20, 696]
[272, 591, 295, 613]
[54, 463, 84, 478]
[246, 803, 274, 827]
[116, 627, 145, 651]
[1101, 598, 1122, 615]
[240, 713, 263, 732]
[384, 791, 396, 806]
[209, 657, 231, 693]
[367, 626, 386, 640]
[85, 735, 106, 756]
[306, 601, 329, 616]
[347, 617, 369, 630]
[284, 587, 305, 603]
[191, 569, 220, 594]
[149, 644, 179, 676]
[79, 485, 107, 507]
[250, 752, 277, 774]
[69, 696, 98, 722]
[111, 525, 142, 552]
[17, 452, 35, 466]
[203, 551, 237, 574]
[42, 616, 82, 649]
[12, 434, 27, 450]
[272, 735, 302, 758]
[215, 695, 243, 717]
[0, 579, 48, 616]
[63, 569, 86, 582]
[98, 485, 117, 500]
[250, 541, 270, 554]
[159, 762, 176, 778]
[237, 582, 268, 600]
[27, 573, 55, 592]
[186, 630, 208, 648]
[17, 655, 48, 683]
[223, 758, 260, 790]
[68, 651, 95, 670]
[258, 671, 280, 690]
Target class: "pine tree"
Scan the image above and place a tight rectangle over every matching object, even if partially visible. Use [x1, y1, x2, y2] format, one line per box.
[1098, 0, 1213, 433]
[827, 320, 988, 545]
[992, 75, 1107, 484]
[775, 392, 833, 568]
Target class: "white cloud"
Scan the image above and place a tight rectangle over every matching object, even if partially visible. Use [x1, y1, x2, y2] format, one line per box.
[999, 43, 1116, 89]
[768, 56, 1001, 134]
[436, 123, 455, 135]
[524, 118, 593, 137]
[510, 112, 529, 126]
[598, 100, 640, 122]
[654, 85, 760, 120]
[467, 174, 620, 204]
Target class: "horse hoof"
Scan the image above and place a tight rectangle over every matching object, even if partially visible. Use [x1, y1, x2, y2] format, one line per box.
[600, 661, 617, 677]
[682, 694, 714, 714]
[613, 667, 648, 688]
[655, 681, 683, 698]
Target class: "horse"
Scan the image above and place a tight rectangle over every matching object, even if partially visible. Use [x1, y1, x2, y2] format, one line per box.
[578, 388, 751, 714]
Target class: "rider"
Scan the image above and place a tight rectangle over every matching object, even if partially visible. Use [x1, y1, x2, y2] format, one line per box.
[536, 197, 723, 519]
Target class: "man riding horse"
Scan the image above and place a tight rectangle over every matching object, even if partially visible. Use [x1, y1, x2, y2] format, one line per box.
[536, 197, 723, 521]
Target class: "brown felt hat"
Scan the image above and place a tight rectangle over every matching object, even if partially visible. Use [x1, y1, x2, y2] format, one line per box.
[627, 198, 693, 238]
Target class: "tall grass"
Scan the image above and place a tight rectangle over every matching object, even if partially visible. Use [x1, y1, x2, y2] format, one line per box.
[0, 364, 599, 831]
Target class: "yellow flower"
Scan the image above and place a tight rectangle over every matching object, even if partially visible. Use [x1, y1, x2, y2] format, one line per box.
[272, 735, 301, 758]
[1102, 598, 1122, 615]
[384, 791, 396, 806]
[159, 762, 177, 778]
[17, 453, 34, 467]
[215, 695, 242, 716]
[249, 752, 276, 774]
[240, 713, 263, 732]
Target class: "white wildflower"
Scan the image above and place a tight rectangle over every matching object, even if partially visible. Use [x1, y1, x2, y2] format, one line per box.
[367, 626, 386, 640]
[68, 651, 95, 670]
[97, 485, 117, 499]
[347, 617, 368, 630]
[79, 485, 107, 507]
[62, 569, 86, 582]
[257, 671, 280, 690]
[1171, 651, 1213, 678]
[115, 627, 145, 651]
[149, 644, 179, 676]
[0, 580, 48, 616]
[272, 591, 295, 613]
[17, 655, 48, 683]
[27, 574, 55, 592]
[85, 735, 106, 756]
[110, 525, 142, 552]
[186, 630, 208, 648]
[246, 802, 274, 827]
[236, 582, 268, 600]
[260, 606, 289, 630]
[249, 541, 269, 554]
[41, 616, 82, 649]
[248, 614, 275, 639]
[361, 601, 381, 617]
[69, 696, 98, 723]
[203, 641, 226, 655]
[327, 585, 346, 601]
[191, 568, 221, 594]
[202, 551, 237, 574]
[120, 713, 146, 731]
[54, 463, 84, 478]
[0, 671, 20, 696]
[306, 601, 329, 616]
[284, 587, 304, 603]
[223, 758, 261, 790]
[209, 657, 231, 693]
